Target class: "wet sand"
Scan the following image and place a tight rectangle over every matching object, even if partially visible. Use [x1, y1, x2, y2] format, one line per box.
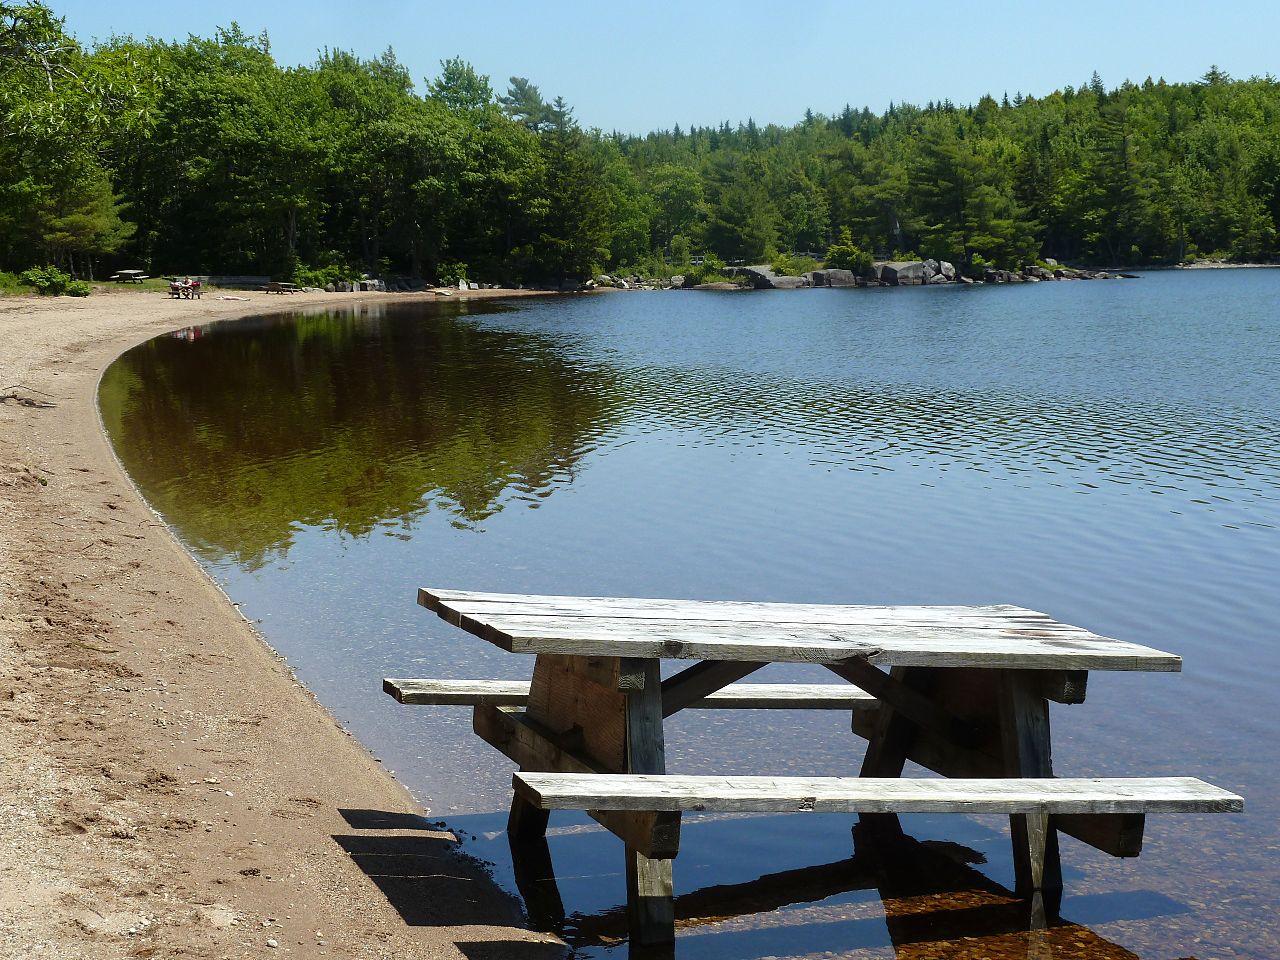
[0, 289, 559, 959]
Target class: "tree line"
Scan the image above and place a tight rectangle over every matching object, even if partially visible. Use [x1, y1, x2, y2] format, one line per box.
[3, 2, 1280, 286]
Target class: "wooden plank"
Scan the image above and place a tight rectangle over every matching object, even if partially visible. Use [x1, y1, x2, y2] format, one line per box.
[474, 705, 679, 858]
[623, 658, 674, 946]
[1038, 670, 1089, 704]
[660, 660, 765, 716]
[418, 589, 1180, 671]
[422, 588, 1078, 626]
[701, 682, 878, 710]
[384, 678, 530, 705]
[513, 773, 1244, 815]
[829, 659, 977, 748]
[526, 654, 626, 770]
[386, 677, 879, 710]
[999, 671, 1062, 902]
[1055, 811, 1145, 856]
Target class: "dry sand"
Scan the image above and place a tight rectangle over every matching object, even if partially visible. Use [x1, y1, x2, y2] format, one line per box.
[0, 289, 563, 959]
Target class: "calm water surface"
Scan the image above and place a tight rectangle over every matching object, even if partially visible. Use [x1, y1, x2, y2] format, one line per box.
[101, 271, 1280, 959]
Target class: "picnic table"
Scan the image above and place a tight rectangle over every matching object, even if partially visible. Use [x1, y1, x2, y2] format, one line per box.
[386, 588, 1241, 948]
[167, 278, 202, 299]
[109, 269, 149, 283]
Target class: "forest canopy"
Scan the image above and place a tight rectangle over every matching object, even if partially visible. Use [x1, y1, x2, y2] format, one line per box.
[4, 2, 1280, 283]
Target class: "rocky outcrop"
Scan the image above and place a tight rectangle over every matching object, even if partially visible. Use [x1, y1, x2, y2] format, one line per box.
[727, 265, 812, 289]
[878, 261, 929, 285]
[691, 281, 747, 291]
[673, 256, 1134, 292]
[807, 268, 858, 287]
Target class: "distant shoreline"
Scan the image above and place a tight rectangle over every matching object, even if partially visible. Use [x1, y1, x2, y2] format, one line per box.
[1154, 262, 1280, 270]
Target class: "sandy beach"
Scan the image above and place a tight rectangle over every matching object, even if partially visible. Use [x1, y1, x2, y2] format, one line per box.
[0, 289, 559, 959]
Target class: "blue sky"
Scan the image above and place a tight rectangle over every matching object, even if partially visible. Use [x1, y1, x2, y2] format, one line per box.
[53, 0, 1280, 133]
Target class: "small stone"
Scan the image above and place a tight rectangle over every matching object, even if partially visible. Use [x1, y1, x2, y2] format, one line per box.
[266, 938, 279, 948]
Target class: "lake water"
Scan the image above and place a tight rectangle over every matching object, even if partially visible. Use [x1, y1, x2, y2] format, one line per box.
[100, 272, 1280, 959]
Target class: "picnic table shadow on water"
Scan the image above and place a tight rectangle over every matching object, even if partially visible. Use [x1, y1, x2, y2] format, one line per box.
[333, 804, 1182, 959]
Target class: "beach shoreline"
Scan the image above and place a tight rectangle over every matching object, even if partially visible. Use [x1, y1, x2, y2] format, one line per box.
[0, 289, 557, 959]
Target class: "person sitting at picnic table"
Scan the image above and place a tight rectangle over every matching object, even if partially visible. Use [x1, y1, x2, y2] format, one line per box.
[167, 277, 203, 299]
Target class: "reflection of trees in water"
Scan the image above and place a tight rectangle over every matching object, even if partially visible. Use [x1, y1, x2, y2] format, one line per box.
[99, 303, 626, 570]
[101, 300, 1280, 573]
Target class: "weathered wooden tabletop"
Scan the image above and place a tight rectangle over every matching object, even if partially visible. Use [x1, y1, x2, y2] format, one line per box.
[419, 587, 1181, 672]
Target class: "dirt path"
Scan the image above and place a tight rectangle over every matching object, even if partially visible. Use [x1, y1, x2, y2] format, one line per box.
[0, 290, 561, 959]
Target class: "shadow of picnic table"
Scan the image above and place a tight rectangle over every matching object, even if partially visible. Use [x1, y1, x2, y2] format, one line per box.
[334, 808, 1187, 959]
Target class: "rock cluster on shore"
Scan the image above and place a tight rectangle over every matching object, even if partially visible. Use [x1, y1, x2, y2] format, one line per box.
[590, 273, 686, 290]
[327, 260, 1137, 296]
[721, 259, 1133, 290]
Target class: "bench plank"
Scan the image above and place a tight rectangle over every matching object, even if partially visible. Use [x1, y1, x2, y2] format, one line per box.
[513, 773, 1242, 815]
[419, 588, 1181, 672]
[384, 678, 879, 710]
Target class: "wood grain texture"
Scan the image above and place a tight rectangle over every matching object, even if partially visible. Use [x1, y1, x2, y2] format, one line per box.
[418, 587, 1180, 671]
[999, 671, 1063, 900]
[384, 678, 531, 705]
[622, 658, 675, 945]
[526, 654, 626, 770]
[387, 677, 881, 709]
[513, 773, 1244, 815]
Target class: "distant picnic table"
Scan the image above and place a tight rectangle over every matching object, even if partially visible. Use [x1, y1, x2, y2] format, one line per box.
[386, 588, 1241, 947]
[109, 269, 148, 283]
[166, 278, 202, 299]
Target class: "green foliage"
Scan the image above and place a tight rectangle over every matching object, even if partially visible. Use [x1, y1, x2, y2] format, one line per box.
[65, 278, 91, 296]
[294, 261, 358, 288]
[4, 7, 1280, 281]
[20, 264, 72, 294]
[682, 252, 742, 286]
[823, 228, 875, 276]
[668, 234, 692, 267]
[436, 261, 468, 284]
[771, 252, 820, 276]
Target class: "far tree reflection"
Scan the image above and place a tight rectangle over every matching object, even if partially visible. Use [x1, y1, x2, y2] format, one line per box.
[100, 302, 625, 569]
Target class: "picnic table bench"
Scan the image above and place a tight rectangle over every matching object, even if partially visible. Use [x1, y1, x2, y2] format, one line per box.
[386, 587, 1241, 947]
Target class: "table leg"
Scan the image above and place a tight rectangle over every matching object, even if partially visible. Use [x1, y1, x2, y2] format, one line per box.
[623, 657, 675, 947]
[859, 666, 934, 777]
[999, 670, 1062, 914]
[508, 824, 565, 932]
[507, 767, 551, 846]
